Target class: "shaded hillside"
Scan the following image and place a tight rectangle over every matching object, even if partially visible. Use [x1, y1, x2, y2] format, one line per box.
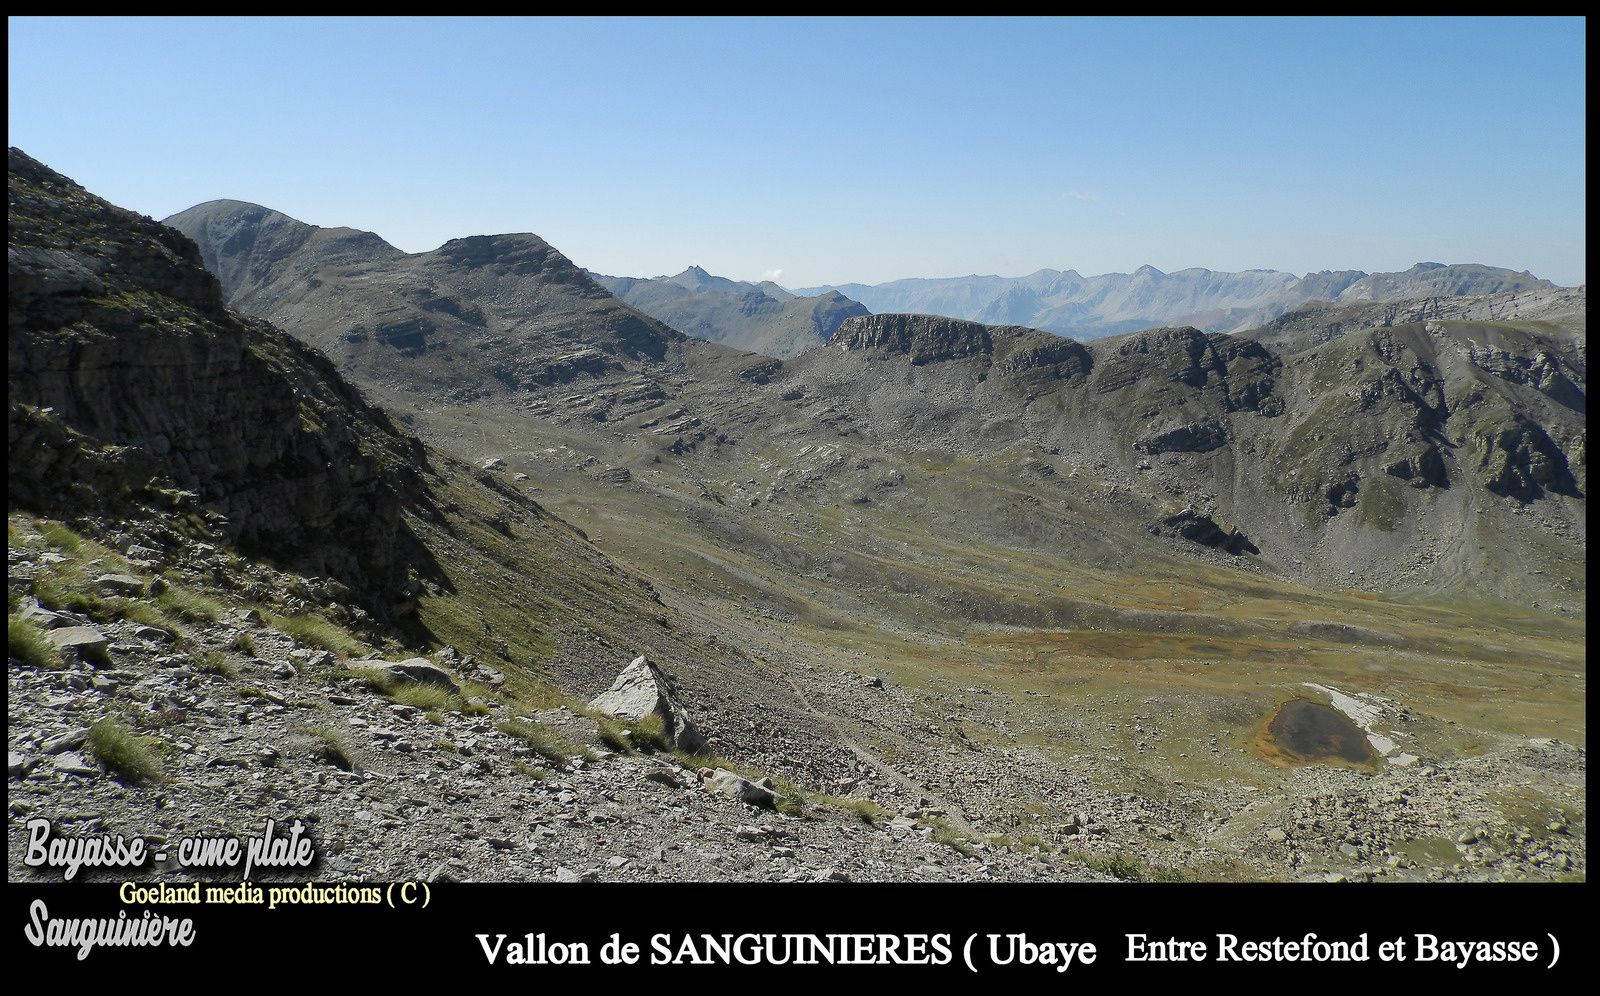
[165, 200, 684, 401]
[9, 150, 430, 619]
[797, 263, 1562, 340]
[590, 265, 869, 358]
[9, 149, 851, 780]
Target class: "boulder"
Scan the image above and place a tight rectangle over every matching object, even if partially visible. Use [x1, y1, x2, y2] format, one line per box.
[46, 626, 110, 662]
[587, 655, 705, 753]
[367, 658, 460, 695]
[94, 573, 146, 597]
[706, 768, 777, 809]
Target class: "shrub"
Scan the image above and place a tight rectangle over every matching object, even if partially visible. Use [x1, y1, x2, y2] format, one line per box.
[9, 615, 62, 669]
[39, 522, 82, 553]
[154, 586, 223, 624]
[840, 798, 887, 826]
[271, 613, 364, 657]
[87, 718, 163, 783]
[499, 719, 586, 765]
[303, 726, 354, 770]
[194, 651, 236, 677]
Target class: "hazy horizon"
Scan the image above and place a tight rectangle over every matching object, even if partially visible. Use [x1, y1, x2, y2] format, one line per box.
[7, 16, 1587, 287]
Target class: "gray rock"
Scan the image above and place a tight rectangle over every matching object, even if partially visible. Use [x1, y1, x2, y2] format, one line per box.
[46, 626, 110, 661]
[54, 752, 99, 777]
[367, 658, 460, 695]
[645, 768, 686, 789]
[19, 603, 66, 629]
[93, 573, 145, 597]
[586, 655, 705, 753]
[707, 768, 777, 808]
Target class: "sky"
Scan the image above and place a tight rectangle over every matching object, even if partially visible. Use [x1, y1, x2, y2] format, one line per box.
[6, 16, 1588, 287]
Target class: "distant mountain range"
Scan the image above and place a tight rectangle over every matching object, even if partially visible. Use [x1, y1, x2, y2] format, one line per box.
[794, 262, 1562, 340]
[588, 266, 868, 359]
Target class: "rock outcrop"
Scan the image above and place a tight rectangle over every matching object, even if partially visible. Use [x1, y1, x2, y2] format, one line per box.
[8, 148, 438, 620]
[588, 656, 706, 753]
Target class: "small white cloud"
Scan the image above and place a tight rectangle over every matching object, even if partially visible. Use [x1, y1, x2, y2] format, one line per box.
[760, 268, 784, 281]
[1067, 191, 1099, 203]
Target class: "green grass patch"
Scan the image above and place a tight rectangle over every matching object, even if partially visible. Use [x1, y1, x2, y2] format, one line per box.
[228, 631, 257, 656]
[923, 816, 976, 855]
[622, 712, 670, 753]
[833, 797, 887, 826]
[302, 725, 355, 770]
[40, 522, 83, 553]
[194, 651, 236, 677]
[386, 682, 461, 711]
[9, 614, 62, 669]
[154, 586, 223, 624]
[87, 718, 163, 783]
[498, 718, 589, 765]
[1075, 851, 1188, 882]
[270, 612, 365, 657]
[109, 598, 177, 633]
[34, 576, 105, 617]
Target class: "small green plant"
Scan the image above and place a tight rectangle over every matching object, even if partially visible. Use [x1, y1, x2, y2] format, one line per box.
[596, 717, 633, 754]
[154, 586, 222, 624]
[1076, 851, 1182, 882]
[87, 718, 163, 783]
[271, 612, 364, 657]
[34, 577, 105, 617]
[924, 816, 976, 855]
[839, 797, 887, 826]
[498, 719, 586, 765]
[9, 615, 62, 669]
[511, 759, 547, 780]
[194, 651, 236, 677]
[303, 726, 354, 770]
[772, 781, 807, 817]
[624, 712, 670, 753]
[40, 522, 82, 553]
[229, 631, 257, 656]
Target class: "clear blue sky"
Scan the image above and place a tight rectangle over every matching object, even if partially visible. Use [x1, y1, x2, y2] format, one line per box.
[7, 16, 1587, 287]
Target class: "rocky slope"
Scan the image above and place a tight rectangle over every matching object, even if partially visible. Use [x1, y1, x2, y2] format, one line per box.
[589, 265, 869, 358]
[18, 150, 1083, 883]
[797, 263, 1563, 340]
[9, 152, 428, 621]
